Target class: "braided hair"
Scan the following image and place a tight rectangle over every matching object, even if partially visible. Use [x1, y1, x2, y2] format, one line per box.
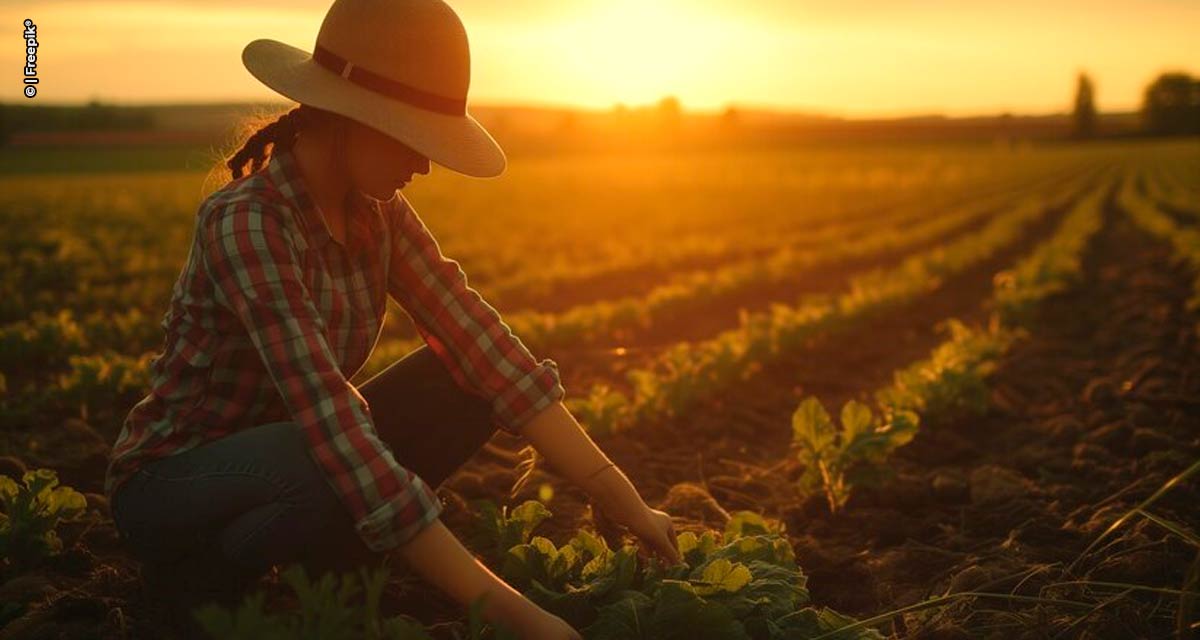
[226, 105, 301, 180]
[216, 104, 361, 229]
[224, 104, 352, 181]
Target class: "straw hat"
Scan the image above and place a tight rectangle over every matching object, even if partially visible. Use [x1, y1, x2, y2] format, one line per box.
[241, 0, 506, 178]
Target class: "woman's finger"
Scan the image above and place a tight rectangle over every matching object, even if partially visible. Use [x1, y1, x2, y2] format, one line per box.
[656, 530, 681, 564]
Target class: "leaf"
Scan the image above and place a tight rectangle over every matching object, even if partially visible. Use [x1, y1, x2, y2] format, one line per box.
[41, 485, 86, 519]
[0, 475, 17, 501]
[584, 590, 654, 639]
[509, 500, 552, 544]
[549, 542, 580, 584]
[649, 581, 751, 640]
[570, 529, 610, 560]
[677, 531, 699, 556]
[839, 400, 874, 442]
[693, 559, 752, 596]
[525, 579, 594, 628]
[886, 410, 920, 447]
[792, 397, 835, 453]
[587, 545, 639, 600]
[724, 511, 775, 540]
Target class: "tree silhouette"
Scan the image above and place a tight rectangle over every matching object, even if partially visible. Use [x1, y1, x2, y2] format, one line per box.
[1141, 72, 1200, 135]
[1072, 72, 1097, 139]
[720, 105, 740, 129]
[658, 95, 681, 132]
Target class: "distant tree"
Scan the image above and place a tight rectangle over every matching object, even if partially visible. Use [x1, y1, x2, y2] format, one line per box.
[1141, 71, 1200, 135]
[658, 95, 681, 131]
[720, 105, 740, 129]
[1072, 72, 1097, 139]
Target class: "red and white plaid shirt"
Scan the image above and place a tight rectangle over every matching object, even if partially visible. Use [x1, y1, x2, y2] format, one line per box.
[105, 145, 565, 551]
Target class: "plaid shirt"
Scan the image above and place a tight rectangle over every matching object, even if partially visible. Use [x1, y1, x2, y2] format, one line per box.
[105, 145, 565, 551]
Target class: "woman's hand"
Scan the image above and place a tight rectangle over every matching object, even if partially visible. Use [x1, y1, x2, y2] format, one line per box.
[599, 501, 682, 566]
[581, 466, 683, 566]
[516, 403, 683, 566]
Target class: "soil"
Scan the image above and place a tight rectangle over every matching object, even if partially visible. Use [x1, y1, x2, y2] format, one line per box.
[3, 175, 1198, 639]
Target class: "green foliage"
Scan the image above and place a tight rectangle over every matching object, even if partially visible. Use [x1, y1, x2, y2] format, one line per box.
[0, 350, 151, 427]
[564, 173, 1089, 437]
[192, 563, 520, 640]
[787, 319, 1014, 513]
[55, 352, 152, 421]
[993, 184, 1105, 327]
[463, 498, 553, 566]
[786, 177, 1113, 516]
[1118, 166, 1200, 313]
[791, 397, 919, 514]
[875, 319, 1019, 424]
[470, 498, 884, 640]
[0, 467, 88, 577]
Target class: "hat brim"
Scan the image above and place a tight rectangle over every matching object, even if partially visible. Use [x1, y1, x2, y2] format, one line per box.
[242, 38, 506, 178]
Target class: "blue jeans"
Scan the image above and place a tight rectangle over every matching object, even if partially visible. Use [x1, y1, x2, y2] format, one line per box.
[109, 344, 499, 590]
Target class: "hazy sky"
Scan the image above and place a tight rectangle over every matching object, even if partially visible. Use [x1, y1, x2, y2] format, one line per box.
[8, 0, 1198, 117]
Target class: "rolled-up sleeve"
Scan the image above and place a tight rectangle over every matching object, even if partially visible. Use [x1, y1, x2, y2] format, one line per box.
[200, 200, 441, 552]
[384, 200, 565, 436]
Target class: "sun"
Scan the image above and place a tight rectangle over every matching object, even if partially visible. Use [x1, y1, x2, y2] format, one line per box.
[537, 0, 746, 108]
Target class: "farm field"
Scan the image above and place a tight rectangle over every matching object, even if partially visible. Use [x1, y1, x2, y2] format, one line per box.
[1, 137, 1199, 638]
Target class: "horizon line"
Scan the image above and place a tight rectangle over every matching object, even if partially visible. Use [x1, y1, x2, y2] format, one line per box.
[0, 97, 1146, 122]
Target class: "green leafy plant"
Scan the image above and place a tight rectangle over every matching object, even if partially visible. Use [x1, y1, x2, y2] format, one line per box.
[0, 467, 88, 577]
[463, 498, 553, 566]
[192, 562, 520, 640]
[875, 318, 1019, 423]
[791, 397, 919, 514]
[993, 183, 1105, 327]
[470, 498, 883, 639]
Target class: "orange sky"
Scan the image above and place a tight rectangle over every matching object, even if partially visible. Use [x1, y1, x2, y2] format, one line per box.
[7, 0, 1198, 117]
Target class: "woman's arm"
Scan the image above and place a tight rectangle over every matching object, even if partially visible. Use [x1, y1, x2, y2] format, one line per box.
[384, 197, 565, 436]
[518, 401, 682, 565]
[396, 520, 580, 639]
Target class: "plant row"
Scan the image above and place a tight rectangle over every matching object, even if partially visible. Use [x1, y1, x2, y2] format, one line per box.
[192, 497, 885, 640]
[505, 182, 1046, 351]
[563, 167, 1098, 437]
[1118, 163, 1200, 311]
[790, 167, 1115, 512]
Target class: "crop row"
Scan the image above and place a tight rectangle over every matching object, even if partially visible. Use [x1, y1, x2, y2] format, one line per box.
[168, 495, 891, 639]
[0, 164, 1106, 440]
[1118, 162, 1200, 311]
[562, 165, 1102, 437]
[790, 164, 1115, 512]
[355, 163, 1103, 380]
[1140, 158, 1199, 218]
[502, 166, 1096, 352]
[479, 158, 1101, 311]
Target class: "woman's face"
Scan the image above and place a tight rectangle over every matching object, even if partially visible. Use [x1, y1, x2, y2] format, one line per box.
[344, 118, 431, 200]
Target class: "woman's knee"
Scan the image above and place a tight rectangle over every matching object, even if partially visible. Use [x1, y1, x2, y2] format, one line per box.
[360, 344, 494, 421]
[113, 421, 345, 565]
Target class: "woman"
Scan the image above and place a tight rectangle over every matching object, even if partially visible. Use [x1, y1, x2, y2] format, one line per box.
[104, 0, 679, 638]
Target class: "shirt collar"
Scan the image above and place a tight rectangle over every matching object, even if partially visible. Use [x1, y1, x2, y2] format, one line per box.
[265, 144, 386, 253]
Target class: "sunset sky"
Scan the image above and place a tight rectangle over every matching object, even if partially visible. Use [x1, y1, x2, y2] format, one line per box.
[8, 0, 1198, 118]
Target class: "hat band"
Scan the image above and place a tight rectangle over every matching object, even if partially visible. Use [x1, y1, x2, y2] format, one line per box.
[312, 43, 467, 116]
